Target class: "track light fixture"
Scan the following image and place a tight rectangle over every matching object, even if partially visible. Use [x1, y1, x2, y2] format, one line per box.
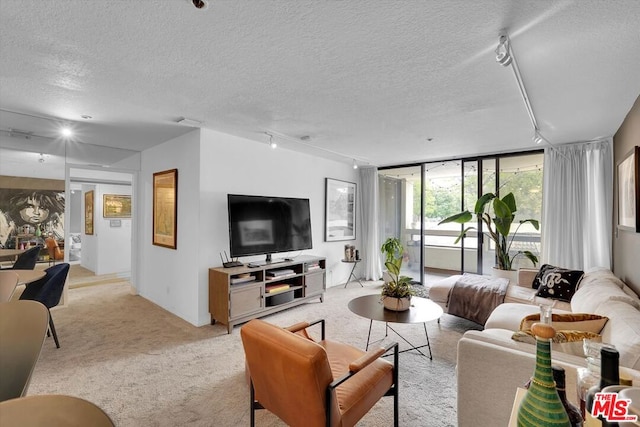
[533, 129, 544, 145]
[496, 33, 547, 146]
[352, 159, 358, 169]
[268, 134, 277, 149]
[495, 35, 512, 67]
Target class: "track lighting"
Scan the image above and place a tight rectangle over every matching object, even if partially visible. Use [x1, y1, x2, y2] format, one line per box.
[352, 159, 358, 169]
[495, 35, 512, 67]
[496, 33, 548, 146]
[268, 134, 277, 149]
[533, 130, 543, 145]
[38, 153, 45, 163]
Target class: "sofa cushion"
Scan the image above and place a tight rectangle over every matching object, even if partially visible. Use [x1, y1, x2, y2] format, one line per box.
[519, 313, 609, 334]
[534, 266, 584, 302]
[484, 303, 572, 331]
[504, 285, 572, 311]
[571, 279, 640, 313]
[511, 329, 601, 356]
[595, 300, 640, 370]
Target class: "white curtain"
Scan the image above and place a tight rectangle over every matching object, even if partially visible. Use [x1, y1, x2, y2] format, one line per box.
[359, 167, 383, 280]
[541, 139, 613, 270]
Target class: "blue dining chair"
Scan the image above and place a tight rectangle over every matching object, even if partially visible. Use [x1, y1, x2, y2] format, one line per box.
[19, 263, 70, 348]
[9, 245, 43, 270]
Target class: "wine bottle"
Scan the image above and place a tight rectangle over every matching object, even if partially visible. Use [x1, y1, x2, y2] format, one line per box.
[585, 347, 620, 427]
[517, 323, 570, 426]
[552, 366, 583, 427]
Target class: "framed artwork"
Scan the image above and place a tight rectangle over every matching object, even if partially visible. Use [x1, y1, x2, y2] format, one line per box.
[84, 190, 94, 235]
[324, 178, 356, 241]
[153, 169, 178, 249]
[103, 194, 131, 218]
[617, 146, 640, 232]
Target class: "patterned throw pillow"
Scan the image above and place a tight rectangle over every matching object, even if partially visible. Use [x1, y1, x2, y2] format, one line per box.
[535, 266, 584, 302]
[519, 313, 609, 334]
[531, 264, 554, 289]
[511, 330, 602, 356]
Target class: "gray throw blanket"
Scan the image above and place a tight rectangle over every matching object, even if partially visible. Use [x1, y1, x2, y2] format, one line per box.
[446, 273, 509, 325]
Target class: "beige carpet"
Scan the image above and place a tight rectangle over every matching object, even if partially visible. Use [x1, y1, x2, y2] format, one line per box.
[27, 279, 481, 426]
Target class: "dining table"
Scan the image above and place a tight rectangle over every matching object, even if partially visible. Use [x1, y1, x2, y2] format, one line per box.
[0, 248, 25, 261]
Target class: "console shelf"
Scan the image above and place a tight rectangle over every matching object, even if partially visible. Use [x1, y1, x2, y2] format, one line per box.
[208, 255, 326, 333]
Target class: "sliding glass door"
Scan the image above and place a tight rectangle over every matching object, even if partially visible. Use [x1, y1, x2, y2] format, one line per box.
[379, 151, 543, 284]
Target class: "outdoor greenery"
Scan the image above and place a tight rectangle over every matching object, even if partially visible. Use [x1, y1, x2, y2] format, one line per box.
[437, 192, 539, 271]
[415, 168, 543, 222]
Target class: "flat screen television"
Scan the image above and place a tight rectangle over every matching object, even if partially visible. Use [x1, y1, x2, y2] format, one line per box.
[227, 194, 312, 264]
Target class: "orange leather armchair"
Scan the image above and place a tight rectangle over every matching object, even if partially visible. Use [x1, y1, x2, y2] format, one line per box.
[241, 318, 398, 427]
[44, 237, 63, 265]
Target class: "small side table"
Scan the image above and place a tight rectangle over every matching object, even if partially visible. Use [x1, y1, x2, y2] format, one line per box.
[341, 259, 363, 288]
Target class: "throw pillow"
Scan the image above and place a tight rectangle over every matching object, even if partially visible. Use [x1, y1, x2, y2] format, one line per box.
[519, 313, 609, 334]
[511, 329, 602, 356]
[535, 266, 584, 302]
[531, 264, 555, 289]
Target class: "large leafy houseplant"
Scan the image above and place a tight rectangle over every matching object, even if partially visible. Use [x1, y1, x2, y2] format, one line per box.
[380, 238, 415, 310]
[438, 192, 539, 271]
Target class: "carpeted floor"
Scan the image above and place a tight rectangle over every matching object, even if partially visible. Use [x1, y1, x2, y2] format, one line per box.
[27, 279, 481, 426]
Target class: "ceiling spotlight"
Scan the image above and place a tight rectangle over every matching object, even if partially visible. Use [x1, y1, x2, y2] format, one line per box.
[352, 159, 358, 169]
[269, 134, 277, 149]
[60, 127, 73, 138]
[38, 153, 45, 163]
[533, 129, 544, 145]
[495, 35, 512, 67]
[80, 114, 92, 120]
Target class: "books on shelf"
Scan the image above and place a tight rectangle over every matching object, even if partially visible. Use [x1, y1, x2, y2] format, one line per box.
[267, 268, 295, 277]
[307, 264, 321, 271]
[265, 284, 291, 293]
[230, 275, 256, 285]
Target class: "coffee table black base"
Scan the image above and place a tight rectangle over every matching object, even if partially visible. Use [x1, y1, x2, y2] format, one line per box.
[365, 319, 433, 360]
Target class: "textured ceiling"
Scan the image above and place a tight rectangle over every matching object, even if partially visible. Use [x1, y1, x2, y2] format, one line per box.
[1, 0, 639, 170]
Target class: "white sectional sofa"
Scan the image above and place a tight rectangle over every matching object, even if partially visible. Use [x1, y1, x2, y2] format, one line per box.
[455, 267, 640, 427]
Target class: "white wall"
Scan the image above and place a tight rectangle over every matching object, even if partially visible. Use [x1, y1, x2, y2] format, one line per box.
[137, 128, 360, 326]
[95, 184, 132, 275]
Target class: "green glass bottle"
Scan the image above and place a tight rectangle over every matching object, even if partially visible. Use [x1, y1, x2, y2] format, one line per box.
[517, 323, 571, 427]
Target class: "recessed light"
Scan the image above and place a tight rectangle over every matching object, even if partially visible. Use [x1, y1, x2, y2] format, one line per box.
[61, 127, 73, 137]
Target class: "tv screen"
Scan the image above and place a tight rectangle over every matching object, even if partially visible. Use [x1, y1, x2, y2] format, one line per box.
[227, 194, 312, 261]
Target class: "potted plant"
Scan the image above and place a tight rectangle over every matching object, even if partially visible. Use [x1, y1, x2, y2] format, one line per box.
[380, 237, 403, 283]
[380, 238, 415, 311]
[438, 192, 539, 275]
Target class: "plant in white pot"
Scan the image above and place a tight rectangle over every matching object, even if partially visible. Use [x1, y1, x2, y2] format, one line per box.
[380, 239, 415, 311]
[438, 192, 539, 275]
